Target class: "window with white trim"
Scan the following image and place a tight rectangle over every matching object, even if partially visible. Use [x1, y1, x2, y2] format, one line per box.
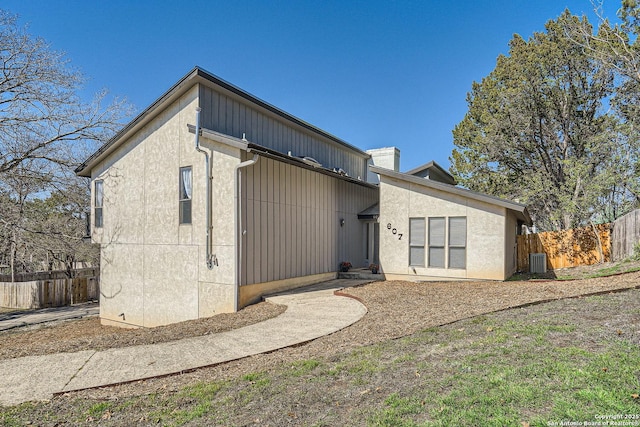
[428, 217, 446, 268]
[179, 166, 192, 224]
[94, 180, 104, 228]
[448, 217, 467, 269]
[409, 218, 425, 266]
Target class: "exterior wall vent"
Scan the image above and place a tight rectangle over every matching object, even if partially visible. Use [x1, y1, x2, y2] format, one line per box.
[529, 253, 547, 274]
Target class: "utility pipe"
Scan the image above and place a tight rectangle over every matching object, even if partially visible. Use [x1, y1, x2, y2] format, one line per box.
[234, 151, 260, 311]
[194, 107, 215, 269]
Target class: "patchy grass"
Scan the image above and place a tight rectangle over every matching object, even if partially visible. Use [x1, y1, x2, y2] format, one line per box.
[509, 258, 640, 281]
[585, 265, 640, 279]
[289, 359, 321, 377]
[3, 289, 640, 426]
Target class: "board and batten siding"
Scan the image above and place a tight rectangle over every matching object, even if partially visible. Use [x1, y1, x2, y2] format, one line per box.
[198, 85, 368, 180]
[240, 155, 378, 286]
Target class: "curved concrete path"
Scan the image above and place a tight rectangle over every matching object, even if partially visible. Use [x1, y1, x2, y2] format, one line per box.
[0, 303, 99, 332]
[0, 280, 370, 407]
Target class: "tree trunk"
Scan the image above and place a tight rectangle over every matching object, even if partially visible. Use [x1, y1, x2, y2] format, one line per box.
[10, 229, 15, 282]
[590, 221, 605, 264]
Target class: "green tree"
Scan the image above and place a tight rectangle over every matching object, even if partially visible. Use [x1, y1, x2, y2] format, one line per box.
[570, 0, 640, 214]
[451, 11, 619, 230]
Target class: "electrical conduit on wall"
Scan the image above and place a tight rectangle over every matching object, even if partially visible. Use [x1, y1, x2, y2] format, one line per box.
[194, 107, 216, 270]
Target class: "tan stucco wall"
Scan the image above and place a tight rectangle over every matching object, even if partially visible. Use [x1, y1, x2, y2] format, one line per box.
[91, 85, 241, 327]
[88, 77, 380, 328]
[378, 176, 509, 281]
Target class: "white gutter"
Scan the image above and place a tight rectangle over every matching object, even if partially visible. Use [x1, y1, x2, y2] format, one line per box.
[194, 107, 216, 269]
[234, 148, 260, 311]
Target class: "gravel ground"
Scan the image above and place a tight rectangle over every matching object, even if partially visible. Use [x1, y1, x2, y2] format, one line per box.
[14, 269, 631, 402]
[0, 302, 287, 360]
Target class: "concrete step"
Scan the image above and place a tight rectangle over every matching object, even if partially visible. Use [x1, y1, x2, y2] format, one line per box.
[337, 269, 385, 280]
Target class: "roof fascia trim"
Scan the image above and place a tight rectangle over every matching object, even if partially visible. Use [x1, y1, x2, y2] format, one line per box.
[76, 66, 370, 177]
[75, 67, 202, 177]
[371, 165, 532, 224]
[405, 160, 456, 183]
[187, 125, 249, 151]
[185, 125, 377, 189]
[193, 67, 369, 158]
[246, 143, 378, 190]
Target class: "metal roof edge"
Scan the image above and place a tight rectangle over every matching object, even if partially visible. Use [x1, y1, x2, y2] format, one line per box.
[193, 67, 370, 158]
[75, 67, 202, 176]
[187, 125, 249, 151]
[76, 66, 369, 177]
[404, 160, 435, 176]
[404, 160, 456, 184]
[245, 142, 378, 190]
[186, 124, 377, 189]
[371, 165, 532, 224]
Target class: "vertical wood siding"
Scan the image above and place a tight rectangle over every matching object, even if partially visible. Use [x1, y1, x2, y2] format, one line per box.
[240, 156, 378, 285]
[0, 276, 100, 309]
[199, 85, 368, 179]
[612, 209, 640, 261]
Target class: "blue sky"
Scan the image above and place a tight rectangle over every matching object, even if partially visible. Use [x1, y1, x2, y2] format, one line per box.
[3, 0, 622, 172]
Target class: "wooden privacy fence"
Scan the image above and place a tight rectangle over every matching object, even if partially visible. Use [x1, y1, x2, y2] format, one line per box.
[517, 224, 611, 271]
[611, 209, 640, 261]
[0, 268, 99, 309]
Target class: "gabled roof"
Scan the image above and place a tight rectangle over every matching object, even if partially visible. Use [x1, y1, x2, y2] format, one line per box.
[404, 160, 456, 185]
[370, 165, 532, 225]
[76, 66, 369, 177]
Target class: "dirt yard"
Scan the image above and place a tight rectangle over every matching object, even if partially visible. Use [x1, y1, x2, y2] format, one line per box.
[0, 267, 639, 402]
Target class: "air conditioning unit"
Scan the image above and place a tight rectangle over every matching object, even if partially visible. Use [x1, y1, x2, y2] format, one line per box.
[529, 253, 547, 274]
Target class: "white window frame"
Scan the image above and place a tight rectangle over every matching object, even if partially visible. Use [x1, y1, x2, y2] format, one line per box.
[409, 217, 426, 267]
[94, 180, 104, 228]
[179, 166, 192, 225]
[428, 217, 446, 268]
[448, 217, 467, 269]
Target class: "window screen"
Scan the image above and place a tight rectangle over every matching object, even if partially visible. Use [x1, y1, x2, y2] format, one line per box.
[179, 166, 192, 224]
[448, 217, 467, 269]
[429, 217, 445, 268]
[409, 218, 425, 266]
[94, 180, 103, 228]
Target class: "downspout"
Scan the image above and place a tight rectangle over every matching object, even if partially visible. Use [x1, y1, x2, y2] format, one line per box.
[234, 150, 260, 311]
[194, 107, 216, 269]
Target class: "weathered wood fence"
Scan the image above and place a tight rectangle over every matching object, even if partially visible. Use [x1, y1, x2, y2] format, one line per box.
[517, 224, 611, 271]
[0, 268, 99, 309]
[611, 209, 640, 261]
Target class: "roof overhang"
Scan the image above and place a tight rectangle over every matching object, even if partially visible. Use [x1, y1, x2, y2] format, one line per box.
[370, 165, 532, 225]
[189, 125, 378, 189]
[75, 67, 205, 177]
[245, 143, 378, 189]
[404, 160, 456, 185]
[76, 66, 369, 177]
[358, 203, 380, 220]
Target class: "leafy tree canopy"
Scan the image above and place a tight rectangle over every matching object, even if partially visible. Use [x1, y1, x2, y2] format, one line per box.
[450, 10, 636, 231]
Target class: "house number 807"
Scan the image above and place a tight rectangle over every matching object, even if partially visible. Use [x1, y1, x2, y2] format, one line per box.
[386, 223, 403, 240]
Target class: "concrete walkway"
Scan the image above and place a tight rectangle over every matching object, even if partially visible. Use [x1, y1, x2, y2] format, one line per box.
[0, 303, 99, 332]
[0, 280, 369, 407]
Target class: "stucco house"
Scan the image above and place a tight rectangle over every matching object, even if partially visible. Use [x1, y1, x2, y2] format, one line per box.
[371, 163, 530, 281]
[76, 66, 531, 328]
